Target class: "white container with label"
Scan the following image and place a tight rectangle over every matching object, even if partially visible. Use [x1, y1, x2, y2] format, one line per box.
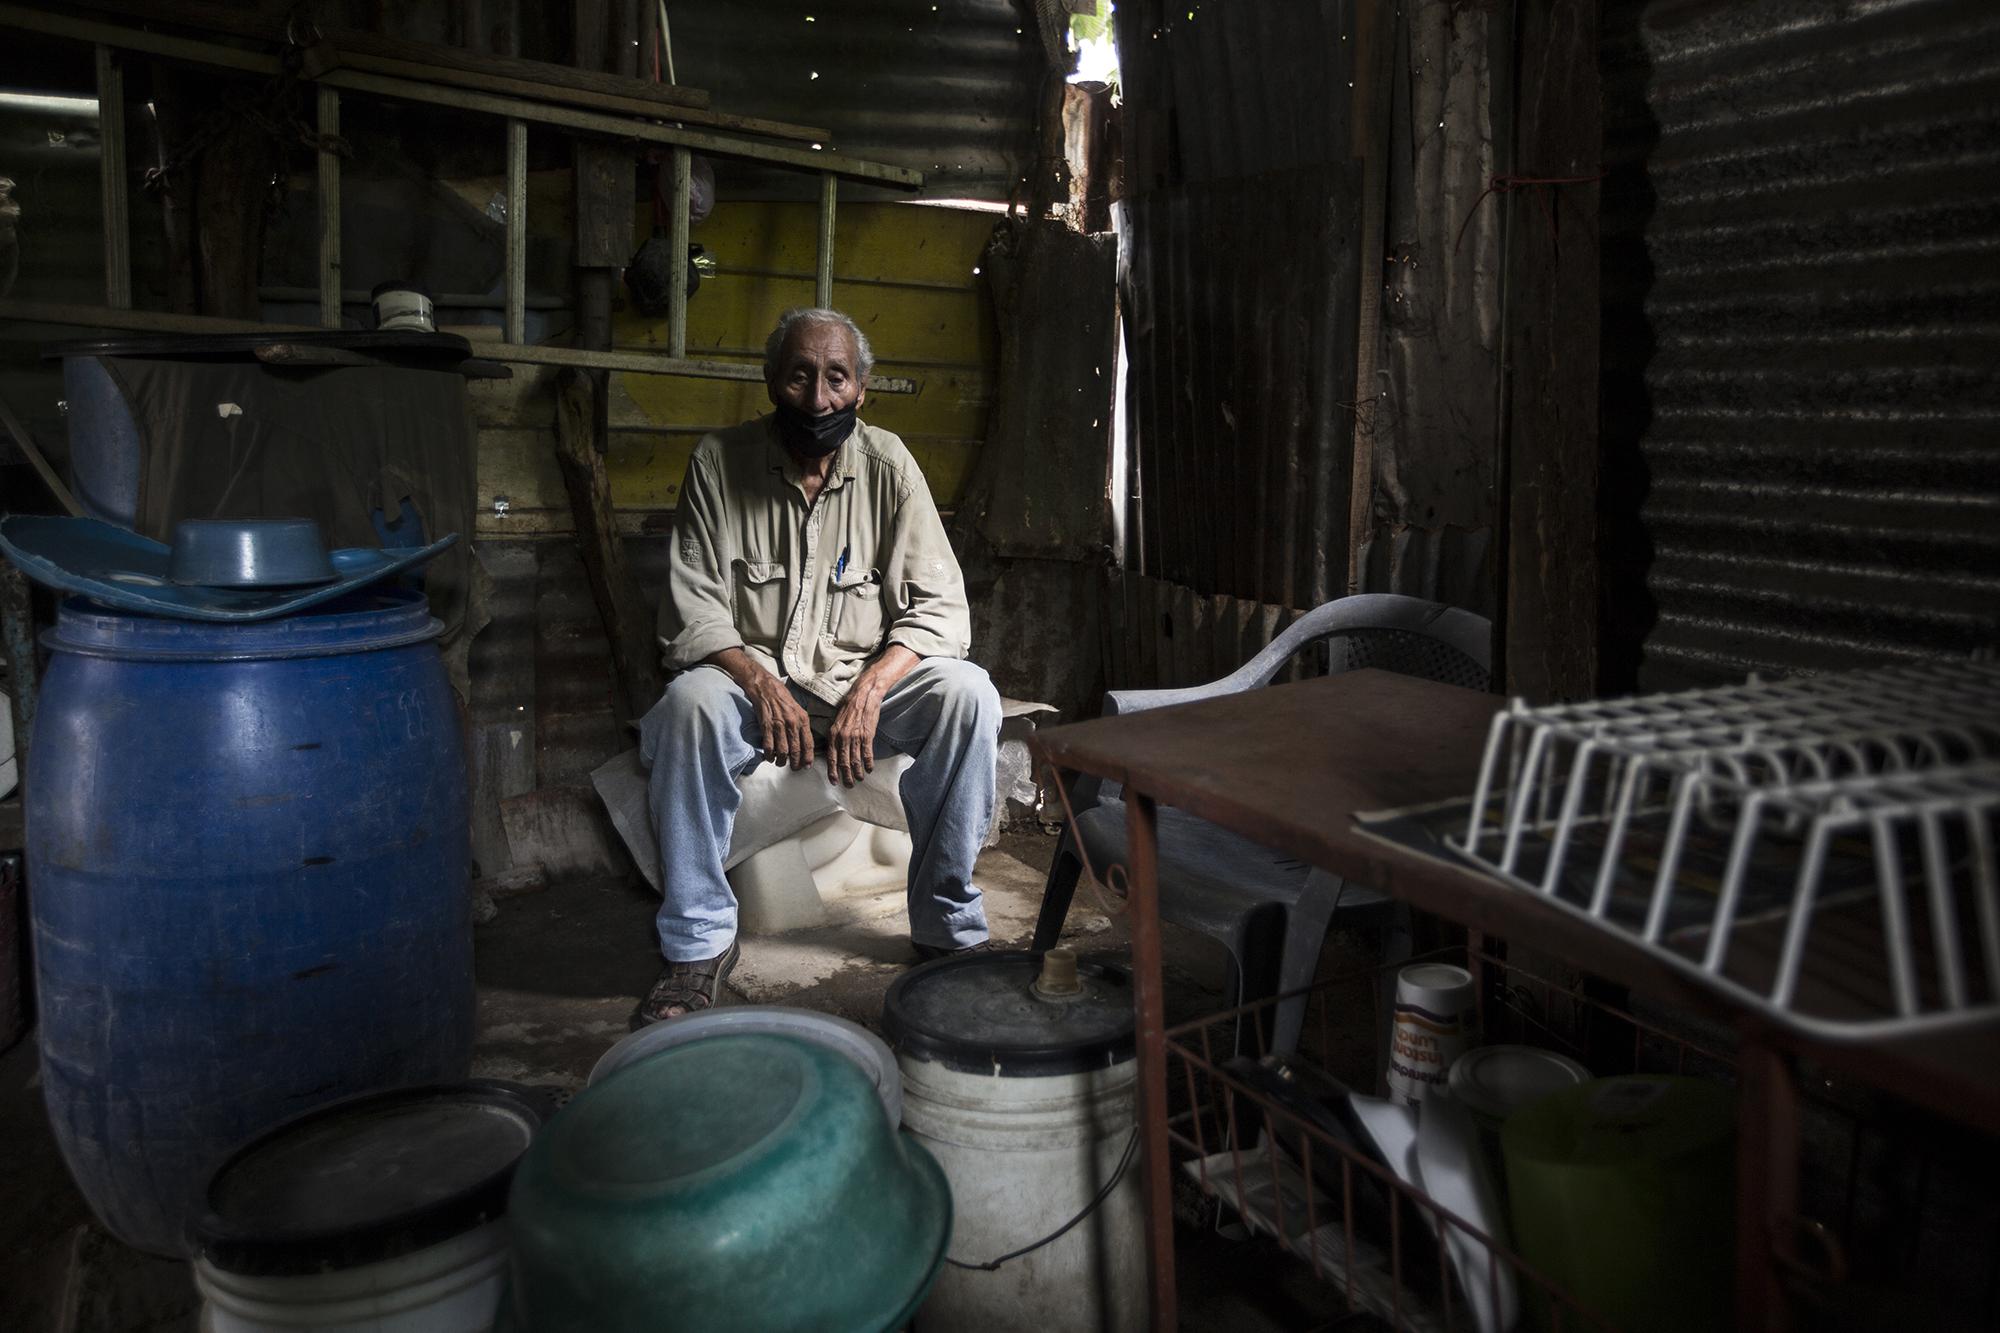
[1387, 962, 1477, 1104]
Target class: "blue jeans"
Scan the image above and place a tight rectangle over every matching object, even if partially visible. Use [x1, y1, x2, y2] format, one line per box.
[638, 657, 1000, 962]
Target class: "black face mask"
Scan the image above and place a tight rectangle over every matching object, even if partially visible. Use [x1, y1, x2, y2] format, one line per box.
[772, 401, 856, 459]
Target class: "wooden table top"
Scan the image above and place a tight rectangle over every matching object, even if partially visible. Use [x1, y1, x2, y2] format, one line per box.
[1031, 669, 2000, 1131]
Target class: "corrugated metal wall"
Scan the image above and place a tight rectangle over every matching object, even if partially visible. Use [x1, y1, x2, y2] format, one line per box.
[665, 0, 1043, 200]
[1112, 0, 1504, 674]
[1601, 0, 2000, 691]
[1114, 0, 1362, 621]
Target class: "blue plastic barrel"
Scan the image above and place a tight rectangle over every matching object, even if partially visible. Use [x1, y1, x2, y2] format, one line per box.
[26, 589, 474, 1256]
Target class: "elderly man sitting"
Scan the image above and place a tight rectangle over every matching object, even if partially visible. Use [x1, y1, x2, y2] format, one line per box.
[632, 307, 1002, 1026]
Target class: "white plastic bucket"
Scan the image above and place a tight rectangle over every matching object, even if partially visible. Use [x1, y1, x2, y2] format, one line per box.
[899, 1052, 1147, 1333]
[194, 1218, 508, 1333]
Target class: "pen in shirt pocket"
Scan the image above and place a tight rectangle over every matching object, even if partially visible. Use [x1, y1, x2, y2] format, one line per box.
[835, 544, 850, 580]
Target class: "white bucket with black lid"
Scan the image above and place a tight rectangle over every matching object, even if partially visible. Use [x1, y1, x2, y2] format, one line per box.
[190, 1083, 542, 1332]
[882, 949, 1146, 1333]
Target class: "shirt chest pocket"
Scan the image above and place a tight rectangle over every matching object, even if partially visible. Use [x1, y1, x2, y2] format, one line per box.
[732, 559, 789, 646]
[825, 573, 887, 653]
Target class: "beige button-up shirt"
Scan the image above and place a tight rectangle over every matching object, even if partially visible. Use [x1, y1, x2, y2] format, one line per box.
[658, 415, 972, 706]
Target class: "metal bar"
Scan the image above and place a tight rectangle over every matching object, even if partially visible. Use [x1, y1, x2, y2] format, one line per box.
[0, 4, 915, 186]
[815, 171, 837, 309]
[316, 86, 341, 329]
[1124, 791, 1178, 1330]
[666, 145, 691, 358]
[94, 44, 130, 309]
[1918, 809, 1967, 1009]
[505, 119, 527, 344]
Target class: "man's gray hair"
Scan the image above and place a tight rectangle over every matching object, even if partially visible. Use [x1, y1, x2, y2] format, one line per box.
[762, 307, 875, 381]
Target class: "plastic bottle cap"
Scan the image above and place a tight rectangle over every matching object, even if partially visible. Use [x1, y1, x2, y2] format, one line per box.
[1033, 948, 1084, 1000]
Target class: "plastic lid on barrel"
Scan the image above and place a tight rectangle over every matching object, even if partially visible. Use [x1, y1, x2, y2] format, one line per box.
[192, 1082, 545, 1276]
[882, 950, 1135, 1077]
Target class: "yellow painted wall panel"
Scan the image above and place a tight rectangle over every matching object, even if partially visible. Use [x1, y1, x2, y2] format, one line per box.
[687, 201, 998, 287]
[474, 199, 992, 531]
[617, 274, 993, 368]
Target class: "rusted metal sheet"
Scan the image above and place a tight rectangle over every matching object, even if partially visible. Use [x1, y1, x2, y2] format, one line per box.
[1116, 0, 1358, 192]
[1113, 0, 1500, 644]
[663, 0, 1041, 199]
[1117, 163, 1363, 612]
[957, 218, 1116, 562]
[1099, 571, 1304, 694]
[1601, 0, 2000, 691]
[1373, 0, 1506, 622]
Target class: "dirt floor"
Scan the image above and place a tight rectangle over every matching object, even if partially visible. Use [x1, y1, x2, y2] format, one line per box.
[1, 827, 1361, 1332]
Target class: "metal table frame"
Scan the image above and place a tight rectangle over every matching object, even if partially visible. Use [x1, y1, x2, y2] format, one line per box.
[1031, 669, 2000, 1332]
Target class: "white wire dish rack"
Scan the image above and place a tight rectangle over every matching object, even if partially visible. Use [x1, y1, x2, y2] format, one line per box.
[1444, 659, 2000, 1041]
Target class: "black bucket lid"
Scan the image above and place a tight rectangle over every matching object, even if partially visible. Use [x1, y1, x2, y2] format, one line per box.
[192, 1082, 543, 1276]
[882, 951, 1135, 1077]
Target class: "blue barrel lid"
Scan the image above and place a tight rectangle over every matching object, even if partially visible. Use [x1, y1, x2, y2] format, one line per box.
[46, 588, 443, 662]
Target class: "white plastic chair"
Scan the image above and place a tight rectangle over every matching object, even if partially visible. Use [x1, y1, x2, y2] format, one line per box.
[1031, 593, 1493, 1055]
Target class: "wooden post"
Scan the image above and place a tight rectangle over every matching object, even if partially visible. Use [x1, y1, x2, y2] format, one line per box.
[316, 86, 341, 328]
[666, 145, 690, 357]
[505, 119, 527, 343]
[95, 44, 130, 309]
[815, 171, 836, 309]
[1, 564, 35, 774]
[1503, 0, 1602, 701]
[553, 369, 663, 720]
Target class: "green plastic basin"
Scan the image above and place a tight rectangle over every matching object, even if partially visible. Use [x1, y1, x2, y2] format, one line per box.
[505, 1033, 951, 1332]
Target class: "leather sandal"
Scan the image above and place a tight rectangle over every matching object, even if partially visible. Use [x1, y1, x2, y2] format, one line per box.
[630, 939, 740, 1030]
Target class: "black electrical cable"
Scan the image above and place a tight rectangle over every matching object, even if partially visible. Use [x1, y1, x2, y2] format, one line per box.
[943, 1126, 1141, 1272]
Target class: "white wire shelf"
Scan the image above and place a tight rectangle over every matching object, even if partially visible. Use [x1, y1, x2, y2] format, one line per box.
[1445, 660, 2000, 1041]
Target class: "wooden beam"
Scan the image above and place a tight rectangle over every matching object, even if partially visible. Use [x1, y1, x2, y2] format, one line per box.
[94, 44, 130, 309]
[323, 48, 823, 144]
[62, 0, 708, 108]
[1, 564, 36, 769]
[0, 299, 923, 392]
[0, 5, 272, 77]
[0, 298, 309, 336]
[553, 368, 663, 721]
[0, 4, 897, 180]
[815, 172, 838, 309]
[485, 340, 920, 393]
[0, 388, 84, 516]
[505, 119, 527, 344]
[666, 146, 691, 358]
[1503, 0, 1602, 701]
[316, 86, 341, 329]
[315, 69, 920, 186]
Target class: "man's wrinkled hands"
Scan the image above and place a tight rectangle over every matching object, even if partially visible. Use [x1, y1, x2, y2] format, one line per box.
[743, 669, 816, 770]
[827, 683, 881, 788]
